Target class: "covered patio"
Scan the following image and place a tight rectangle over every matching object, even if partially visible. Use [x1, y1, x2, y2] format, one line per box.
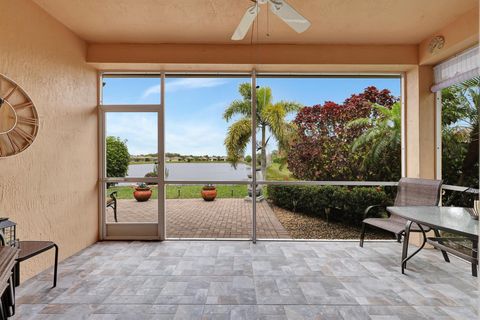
[0, 0, 479, 319]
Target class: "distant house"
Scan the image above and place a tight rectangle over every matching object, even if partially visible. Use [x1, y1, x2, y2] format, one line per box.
[166, 156, 181, 162]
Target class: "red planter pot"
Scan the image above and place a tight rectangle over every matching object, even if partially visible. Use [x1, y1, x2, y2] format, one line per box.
[201, 188, 217, 201]
[134, 188, 152, 202]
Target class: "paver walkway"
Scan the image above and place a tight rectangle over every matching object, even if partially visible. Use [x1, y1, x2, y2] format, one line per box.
[16, 241, 479, 319]
[106, 199, 291, 239]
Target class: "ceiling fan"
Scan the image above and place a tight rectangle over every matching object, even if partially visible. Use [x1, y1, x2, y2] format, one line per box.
[231, 0, 311, 41]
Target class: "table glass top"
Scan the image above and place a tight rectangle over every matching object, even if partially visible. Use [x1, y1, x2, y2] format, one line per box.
[387, 206, 479, 237]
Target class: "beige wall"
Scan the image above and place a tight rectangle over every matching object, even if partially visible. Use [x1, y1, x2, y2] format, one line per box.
[0, 0, 98, 280]
[419, 7, 479, 65]
[87, 43, 418, 66]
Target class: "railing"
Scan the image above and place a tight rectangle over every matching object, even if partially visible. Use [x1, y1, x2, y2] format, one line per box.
[442, 184, 479, 194]
[107, 178, 479, 194]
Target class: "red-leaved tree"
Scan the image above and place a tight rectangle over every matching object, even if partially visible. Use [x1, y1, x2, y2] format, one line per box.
[287, 86, 398, 181]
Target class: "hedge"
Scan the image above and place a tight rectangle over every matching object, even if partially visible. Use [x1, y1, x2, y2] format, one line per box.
[266, 185, 392, 226]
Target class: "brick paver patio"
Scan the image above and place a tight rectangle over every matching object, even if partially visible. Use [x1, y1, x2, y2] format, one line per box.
[106, 199, 291, 239]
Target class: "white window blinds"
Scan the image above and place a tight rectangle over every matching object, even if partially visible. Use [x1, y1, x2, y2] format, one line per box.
[431, 45, 479, 92]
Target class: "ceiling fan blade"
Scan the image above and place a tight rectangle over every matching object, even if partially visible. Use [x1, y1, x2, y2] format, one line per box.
[231, 5, 260, 41]
[269, 0, 311, 33]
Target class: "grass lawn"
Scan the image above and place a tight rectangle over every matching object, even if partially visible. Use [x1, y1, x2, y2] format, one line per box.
[110, 162, 290, 200]
[129, 161, 247, 165]
[266, 163, 294, 180]
[108, 184, 248, 200]
[129, 161, 156, 165]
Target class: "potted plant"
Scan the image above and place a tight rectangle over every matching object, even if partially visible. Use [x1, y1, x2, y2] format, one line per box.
[201, 184, 217, 201]
[133, 182, 152, 202]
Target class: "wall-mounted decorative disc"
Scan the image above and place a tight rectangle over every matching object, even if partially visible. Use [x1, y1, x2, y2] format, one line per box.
[0, 74, 39, 157]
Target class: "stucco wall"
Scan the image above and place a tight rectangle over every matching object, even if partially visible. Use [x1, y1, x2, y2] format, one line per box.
[0, 0, 98, 280]
[419, 7, 479, 65]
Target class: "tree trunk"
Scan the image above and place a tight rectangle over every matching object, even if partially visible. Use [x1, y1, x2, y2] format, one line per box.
[261, 125, 267, 180]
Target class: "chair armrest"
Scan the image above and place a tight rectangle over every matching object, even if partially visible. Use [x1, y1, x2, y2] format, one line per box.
[363, 205, 388, 219]
[109, 191, 117, 200]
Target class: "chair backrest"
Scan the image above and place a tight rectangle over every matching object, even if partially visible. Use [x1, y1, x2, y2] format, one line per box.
[394, 178, 442, 206]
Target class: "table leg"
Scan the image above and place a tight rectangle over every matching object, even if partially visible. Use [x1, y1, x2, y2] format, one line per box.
[14, 262, 20, 287]
[0, 299, 5, 320]
[6, 275, 15, 317]
[402, 221, 427, 274]
[433, 229, 450, 263]
[472, 238, 478, 277]
[53, 244, 58, 288]
[401, 220, 412, 274]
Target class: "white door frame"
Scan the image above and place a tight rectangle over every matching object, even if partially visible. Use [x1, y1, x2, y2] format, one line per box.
[99, 73, 163, 240]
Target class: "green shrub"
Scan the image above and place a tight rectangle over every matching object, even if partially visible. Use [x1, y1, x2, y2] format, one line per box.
[106, 136, 130, 178]
[267, 185, 391, 226]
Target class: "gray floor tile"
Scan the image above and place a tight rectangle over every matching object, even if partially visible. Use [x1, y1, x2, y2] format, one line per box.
[14, 241, 478, 320]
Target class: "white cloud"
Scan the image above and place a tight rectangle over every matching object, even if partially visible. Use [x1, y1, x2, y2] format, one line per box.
[142, 78, 227, 99]
[106, 112, 229, 156]
[166, 120, 227, 156]
[141, 85, 160, 99]
[106, 113, 158, 155]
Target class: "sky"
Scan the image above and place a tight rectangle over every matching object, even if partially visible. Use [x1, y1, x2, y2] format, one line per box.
[103, 76, 401, 156]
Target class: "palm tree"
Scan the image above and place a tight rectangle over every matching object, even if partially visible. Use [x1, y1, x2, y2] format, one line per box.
[347, 102, 401, 173]
[224, 83, 302, 179]
[441, 77, 479, 187]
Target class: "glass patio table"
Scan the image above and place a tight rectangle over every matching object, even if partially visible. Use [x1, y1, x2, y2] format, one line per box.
[387, 206, 479, 277]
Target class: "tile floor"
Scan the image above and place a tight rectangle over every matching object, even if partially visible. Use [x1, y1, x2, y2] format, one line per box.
[14, 241, 479, 319]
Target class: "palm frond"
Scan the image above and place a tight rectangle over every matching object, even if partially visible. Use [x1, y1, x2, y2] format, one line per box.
[373, 104, 392, 117]
[347, 117, 371, 129]
[262, 103, 286, 129]
[223, 100, 251, 121]
[452, 76, 480, 91]
[224, 118, 252, 168]
[256, 87, 272, 113]
[351, 102, 401, 163]
[238, 83, 252, 101]
[262, 102, 300, 150]
[277, 101, 303, 114]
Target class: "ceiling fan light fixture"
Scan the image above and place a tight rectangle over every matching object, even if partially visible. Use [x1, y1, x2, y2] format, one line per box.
[231, 0, 310, 41]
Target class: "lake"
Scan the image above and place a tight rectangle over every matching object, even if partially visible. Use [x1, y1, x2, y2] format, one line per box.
[127, 162, 252, 181]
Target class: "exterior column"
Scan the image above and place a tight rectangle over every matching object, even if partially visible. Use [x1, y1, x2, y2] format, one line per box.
[405, 65, 437, 247]
[405, 65, 436, 179]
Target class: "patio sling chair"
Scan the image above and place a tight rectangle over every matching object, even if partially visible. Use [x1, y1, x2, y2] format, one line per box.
[359, 178, 450, 263]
